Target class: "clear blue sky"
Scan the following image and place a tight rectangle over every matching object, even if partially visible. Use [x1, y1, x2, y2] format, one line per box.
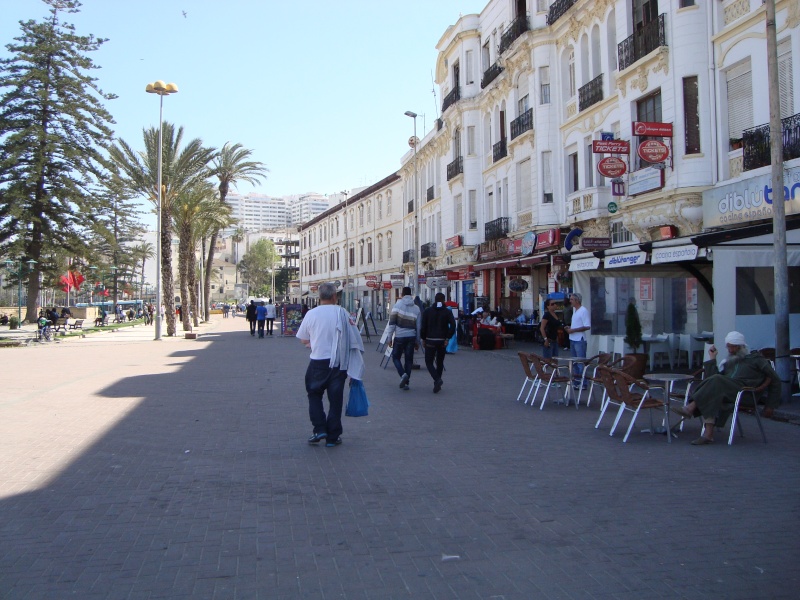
[2, 0, 488, 200]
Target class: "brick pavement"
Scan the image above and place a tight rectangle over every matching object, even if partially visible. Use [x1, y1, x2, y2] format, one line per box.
[0, 316, 799, 599]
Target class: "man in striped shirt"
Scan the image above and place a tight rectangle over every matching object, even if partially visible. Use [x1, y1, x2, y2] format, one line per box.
[386, 286, 422, 391]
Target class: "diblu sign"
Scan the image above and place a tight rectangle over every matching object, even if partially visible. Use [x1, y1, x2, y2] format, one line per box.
[604, 251, 647, 269]
[702, 165, 800, 227]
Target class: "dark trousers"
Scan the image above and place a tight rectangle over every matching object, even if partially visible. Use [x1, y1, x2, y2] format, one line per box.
[257, 319, 265, 337]
[391, 337, 416, 378]
[266, 318, 275, 334]
[424, 340, 447, 382]
[305, 359, 347, 441]
[248, 319, 256, 335]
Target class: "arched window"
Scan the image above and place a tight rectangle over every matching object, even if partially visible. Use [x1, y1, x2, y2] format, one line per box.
[367, 238, 373, 263]
[359, 205, 364, 227]
[377, 234, 383, 261]
[386, 193, 392, 216]
[377, 195, 383, 220]
[359, 240, 365, 265]
[387, 231, 393, 259]
[350, 210, 354, 230]
[367, 201, 372, 224]
[336, 217, 340, 236]
[336, 248, 340, 270]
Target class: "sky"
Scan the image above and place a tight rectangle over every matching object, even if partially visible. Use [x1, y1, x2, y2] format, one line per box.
[1, 0, 489, 205]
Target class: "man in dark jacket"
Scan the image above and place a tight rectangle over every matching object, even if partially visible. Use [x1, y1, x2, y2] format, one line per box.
[420, 292, 457, 393]
[245, 300, 257, 336]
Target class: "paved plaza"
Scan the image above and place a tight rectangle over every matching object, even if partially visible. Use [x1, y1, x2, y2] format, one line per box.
[0, 316, 799, 599]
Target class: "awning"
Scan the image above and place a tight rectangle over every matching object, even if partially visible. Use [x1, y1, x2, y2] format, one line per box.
[473, 261, 497, 271]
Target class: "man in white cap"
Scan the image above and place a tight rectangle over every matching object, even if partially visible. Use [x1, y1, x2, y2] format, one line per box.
[672, 331, 779, 445]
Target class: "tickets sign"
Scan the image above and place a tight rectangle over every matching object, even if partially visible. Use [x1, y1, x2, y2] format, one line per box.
[592, 140, 630, 154]
[632, 121, 673, 137]
[597, 156, 627, 177]
[637, 140, 669, 163]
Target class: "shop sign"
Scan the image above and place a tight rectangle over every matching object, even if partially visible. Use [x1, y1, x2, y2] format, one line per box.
[637, 140, 669, 163]
[366, 281, 378, 288]
[580, 237, 611, 250]
[632, 121, 673, 137]
[568, 257, 601, 272]
[604, 251, 647, 269]
[508, 278, 529, 292]
[310, 285, 319, 291]
[418, 275, 426, 284]
[521, 231, 536, 255]
[536, 228, 560, 249]
[592, 139, 630, 154]
[506, 267, 530, 276]
[607, 201, 619, 213]
[390, 274, 404, 281]
[429, 270, 447, 277]
[598, 156, 627, 177]
[333, 280, 341, 288]
[551, 254, 568, 266]
[445, 235, 462, 251]
[365, 275, 378, 282]
[701, 164, 800, 227]
[629, 166, 663, 195]
[651, 244, 699, 264]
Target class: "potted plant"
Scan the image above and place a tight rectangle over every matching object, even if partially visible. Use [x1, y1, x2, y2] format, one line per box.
[623, 299, 647, 377]
[729, 137, 743, 151]
[9, 315, 20, 330]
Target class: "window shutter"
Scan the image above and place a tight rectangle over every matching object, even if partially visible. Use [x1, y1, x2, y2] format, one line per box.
[778, 39, 794, 119]
[726, 61, 753, 140]
[517, 158, 531, 211]
[683, 76, 701, 154]
[542, 151, 553, 203]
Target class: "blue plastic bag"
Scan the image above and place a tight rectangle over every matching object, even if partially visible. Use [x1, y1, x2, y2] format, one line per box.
[446, 333, 458, 354]
[345, 379, 369, 417]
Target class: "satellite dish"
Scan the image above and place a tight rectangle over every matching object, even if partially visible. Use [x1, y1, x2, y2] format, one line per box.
[564, 228, 584, 251]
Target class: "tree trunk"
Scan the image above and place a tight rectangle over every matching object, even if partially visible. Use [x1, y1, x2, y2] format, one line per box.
[204, 229, 219, 323]
[162, 205, 177, 336]
[178, 224, 192, 332]
[189, 251, 200, 329]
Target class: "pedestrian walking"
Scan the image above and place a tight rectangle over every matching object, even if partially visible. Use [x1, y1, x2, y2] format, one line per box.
[265, 298, 277, 335]
[564, 292, 591, 389]
[256, 301, 267, 338]
[420, 292, 456, 393]
[386, 286, 421, 391]
[296, 282, 364, 447]
[245, 300, 257, 336]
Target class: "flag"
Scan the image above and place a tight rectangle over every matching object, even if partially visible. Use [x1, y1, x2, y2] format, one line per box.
[70, 271, 85, 291]
[60, 274, 72, 292]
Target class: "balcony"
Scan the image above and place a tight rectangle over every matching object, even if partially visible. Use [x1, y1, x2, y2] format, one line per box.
[481, 61, 504, 89]
[402, 249, 415, 264]
[485, 217, 509, 241]
[578, 74, 603, 112]
[421, 242, 437, 259]
[743, 111, 800, 171]
[618, 14, 667, 72]
[510, 108, 533, 140]
[493, 139, 508, 163]
[442, 86, 461, 113]
[407, 199, 414, 215]
[427, 186, 434, 201]
[499, 15, 529, 55]
[447, 156, 463, 181]
[547, 0, 577, 26]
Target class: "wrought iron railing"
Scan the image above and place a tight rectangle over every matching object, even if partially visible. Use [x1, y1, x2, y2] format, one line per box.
[618, 14, 667, 71]
[485, 217, 510, 241]
[743, 111, 800, 171]
[442, 86, 461, 113]
[421, 242, 437, 259]
[510, 108, 533, 140]
[402, 250, 415, 264]
[547, 0, 577, 26]
[427, 186, 434, 201]
[499, 15, 529, 55]
[481, 61, 504, 89]
[493, 139, 508, 162]
[447, 156, 463, 180]
[407, 199, 414, 215]
[578, 73, 603, 112]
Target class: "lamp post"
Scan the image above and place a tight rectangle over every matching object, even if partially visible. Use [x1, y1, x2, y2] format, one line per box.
[4, 259, 37, 324]
[89, 266, 97, 305]
[146, 79, 179, 340]
[404, 111, 420, 296]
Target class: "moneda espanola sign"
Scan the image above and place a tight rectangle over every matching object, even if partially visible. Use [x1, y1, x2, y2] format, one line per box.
[597, 157, 627, 178]
[637, 140, 670, 163]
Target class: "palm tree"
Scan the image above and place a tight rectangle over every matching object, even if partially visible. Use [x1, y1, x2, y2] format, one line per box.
[205, 143, 268, 320]
[110, 123, 217, 336]
[131, 242, 155, 302]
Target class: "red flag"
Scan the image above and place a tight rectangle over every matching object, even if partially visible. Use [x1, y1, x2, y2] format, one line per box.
[70, 271, 85, 291]
[101, 289, 110, 297]
[60, 274, 72, 291]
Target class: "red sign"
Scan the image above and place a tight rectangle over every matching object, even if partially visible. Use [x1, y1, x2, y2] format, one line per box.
[632, 121, 673, 137]
[637, 139, 670, 163]
[445, 235, 462, 251]
[382, 281, 393, 289]
[597, 157, 627, 178]
[592, 140, 630, 154]
[506, 267, 530, 276]
[366, 281, 378, 288]
[536, 229, 560, 250]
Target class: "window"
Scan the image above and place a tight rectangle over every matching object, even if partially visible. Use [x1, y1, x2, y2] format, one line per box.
[518, 94, 529, 115]
[349, 245, 355, 268]
[567, 151, 579, 193]
[778, 39, 794, 119]
[387, 232, 393, 259]
[336, 249, 340, 270]
[469, 190, 477, 229]
[679, 0, 695, 7]
[636, 90, 663, 166]
[540, 66, 551, 103]
[377, 197, 382, 220]
[726, 60, 752, 147]
[683, 76, 701, 154]
[367, 201, 372, 224]
[358, 205, 364, 227]
[485, 189, 494, 222]
[454, 193, 463, 235]
[611, 221, 635, 244]
[377, 235, 383, 261]
[467, 126, 476, 155]
[542, 151, 553, 203]
[453, 127, 462, 158]
[465, 49, 474, 85]
[568, 51, 576, 98]
[517, 158, 531, 210]
[350, 210, 354, 230]
[387, 195, 392, 216]
[584, 142, 594, 188]
[537, 0, 548, 12]
[359, 240, 364, 265]
[482, 40, 490, 71]
[330, 253, 334, 270]
[367, 238, 373, 263]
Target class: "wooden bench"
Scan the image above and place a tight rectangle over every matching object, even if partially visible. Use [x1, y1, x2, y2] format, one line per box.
[68, 319, 84, 330]
[51, 318, 67, 333]
[94, 314, 110, 327]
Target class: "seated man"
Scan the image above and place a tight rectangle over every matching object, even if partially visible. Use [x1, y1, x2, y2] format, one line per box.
[673, 331, 780, 445]
[94, 309, 107, 327]
[60, 307, 72, 318]
[514, 309, 527, 325]
[0, 313, 8, 325]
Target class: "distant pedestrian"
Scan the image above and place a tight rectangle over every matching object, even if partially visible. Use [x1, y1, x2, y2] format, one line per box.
[296, 282, 364, 448]
[540, 299, 563, 359]
[564, 292, 591, 388]
[256, 301, 267, 338]
[265, 298, 277, 335]
[386, 286, 421, 391]
[420, 292, 456, 393]
[245, 300, 257, 336]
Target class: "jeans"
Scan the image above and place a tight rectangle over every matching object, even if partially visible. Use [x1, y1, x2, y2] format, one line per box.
[305, 359, 347, 441]
[248, 319, 256, 335]
[424, 340, 447, 382]
[391, 337, 416, 379]
[257, 320, 265, 338]
[266, 318, 274, 334]
[543, 340, 559, 358]
[570, 338, 588, 381]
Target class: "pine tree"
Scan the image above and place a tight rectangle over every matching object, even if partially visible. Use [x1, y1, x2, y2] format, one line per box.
[0, 0, 117, 322]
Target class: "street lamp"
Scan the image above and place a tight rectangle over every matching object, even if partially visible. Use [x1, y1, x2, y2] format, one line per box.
[4, 258, 37, 324]
[89, 266, 97, 305]
[146, 79, 179, 340]
[404, 111, 420, 297]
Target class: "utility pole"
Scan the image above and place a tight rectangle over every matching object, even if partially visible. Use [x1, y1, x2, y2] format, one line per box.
[765, 0, 790, 405]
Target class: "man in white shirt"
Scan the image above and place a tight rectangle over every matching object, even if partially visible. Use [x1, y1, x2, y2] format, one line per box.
[564, 292, 591, 389]
[265, 298, 277, 335]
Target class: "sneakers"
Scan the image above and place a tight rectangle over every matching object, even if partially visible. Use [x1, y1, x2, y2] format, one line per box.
[399, 373, 410, 389]
[433, 379, 443, 394]
[325, 438, 342, 447]
[307, 432, 327, 444]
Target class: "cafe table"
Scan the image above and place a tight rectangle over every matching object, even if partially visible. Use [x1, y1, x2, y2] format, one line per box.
[642, 372, 696, 443]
